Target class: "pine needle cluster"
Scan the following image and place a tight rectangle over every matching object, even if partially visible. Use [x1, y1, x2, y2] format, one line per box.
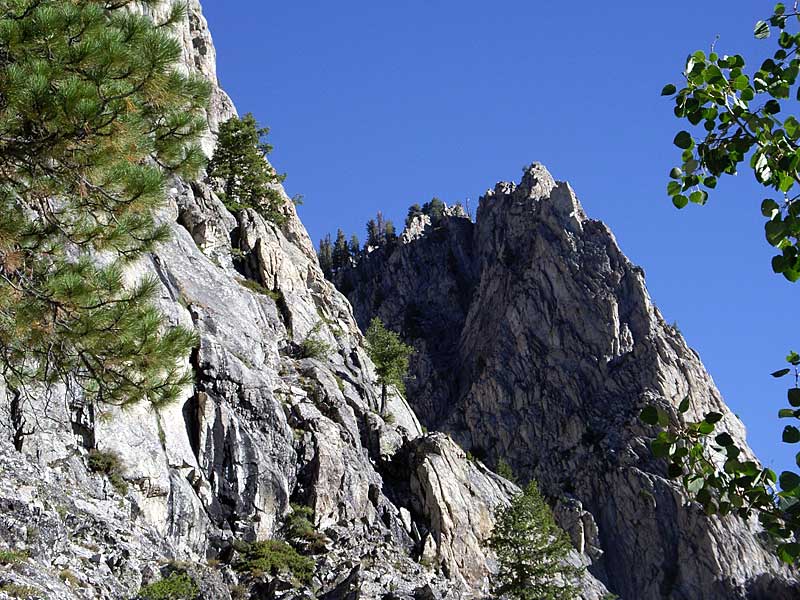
[0, 0, 210, 411]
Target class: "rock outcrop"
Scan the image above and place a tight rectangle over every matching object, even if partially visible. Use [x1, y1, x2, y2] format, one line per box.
[0, 2, 576, 599]
[336, 165, 800, 599]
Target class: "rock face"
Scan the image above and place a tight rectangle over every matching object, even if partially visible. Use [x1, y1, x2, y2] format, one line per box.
[0, 3, 606, 600]
[0, 2, 791, 599]
[336, 165, 800, 599]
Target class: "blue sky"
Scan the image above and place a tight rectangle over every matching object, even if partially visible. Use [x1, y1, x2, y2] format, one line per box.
[201, 1, 797, 474]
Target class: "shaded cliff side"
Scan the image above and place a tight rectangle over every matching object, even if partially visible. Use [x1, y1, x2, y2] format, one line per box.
[336, 164, 799, 600]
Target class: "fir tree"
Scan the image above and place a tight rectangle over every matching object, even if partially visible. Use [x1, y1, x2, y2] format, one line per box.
[422, 197, 446, 226]
[0, 0, 210, 418]
[207, 113, 286, 224]
[405, 203, 423, 229]
[384, 220, 397, 243]
[366, 219, 380, 248]
[348, 234, 361, 258]
[364, 318, 412, 415]
[376, 211, 388, 244]
[365, 213, 397, 248]
[489, 482, 580, 600]
[332, 229, 350, 271]
[318, 235, 333, 280]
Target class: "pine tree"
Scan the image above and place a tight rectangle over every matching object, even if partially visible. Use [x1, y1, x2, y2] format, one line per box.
[364, 318, 413, 415]
[348, 234, 361, 258]
[489, 482, 581, 600]
[422, 197, 446, 226]
[318, 235, 333, 280]
[384, 220, 397, 243]
[332, 229, 350, 271]
[376, 211, 387, 245]
[405, 203, 423, 229]
[207, 113, 286, 224]
[366, 219, 380, 248]
[0, 0, 210, 418]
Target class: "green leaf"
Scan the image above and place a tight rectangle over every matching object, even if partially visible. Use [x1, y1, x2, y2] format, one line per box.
[678, 396, 691, 413]
[765, 99, 781, 114]
[766, 220, 787, 246]
[787, 351, 800, 365]
[715, 432, 734, 446]
[667, 181, 682, 196]
[755, 20, 771, 39]
[705, 411, 723, 424]
[789, 388, 800, 407]
[779, 470, 800, 491]
[732, 74, 749, 91]
[641, 406, 660, 426]
[773, 368, 792, 378]
[783, 269, 800, 282]
[667, 462, 683, 478]
[762, 199, 780, 218]
[669, 167, 683, 179]
[689, 190, 708, 205]
[785, 116, 800, 139]
[755, 153, 773, 183]
[687, 476, 705, 494]
[783, 426, 800, 443]
[661, 84, 677, 96]
[673, 195, 689, 209]
[651, 439, 670, 459]
[779, 408, 797, 418]
[698, 421, 715, 435]
[673, 131, 693, 149]
[778, 543, 800, 564]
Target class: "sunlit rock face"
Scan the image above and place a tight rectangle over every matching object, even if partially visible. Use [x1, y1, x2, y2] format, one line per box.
[336, 163, 800, 599]
[0, 1, 795, 598]
[0, 3, 614, 599]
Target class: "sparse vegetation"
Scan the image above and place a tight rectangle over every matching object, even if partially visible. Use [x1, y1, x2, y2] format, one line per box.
[58, 569, 80, 587]
[236, 277, 284, 302]
[284, 504, 328, 554]
[0, 549, 28, 565]
[298, 322, 332, 360]
[138, 571, 199, 600]
[0, 583, 38, 598]
[234, 539, 314, 585]
[497, 459, 517, 483]
[87, 449, 128, 495]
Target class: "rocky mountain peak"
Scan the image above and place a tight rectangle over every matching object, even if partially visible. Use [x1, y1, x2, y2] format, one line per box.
[336, 164, 799, 599]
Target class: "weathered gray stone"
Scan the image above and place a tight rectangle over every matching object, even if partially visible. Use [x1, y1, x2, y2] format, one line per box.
[0, 3, 560, 599]
[337, 163, 800, 599]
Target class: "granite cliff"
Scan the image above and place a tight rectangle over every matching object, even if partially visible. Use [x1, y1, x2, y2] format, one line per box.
[0, 1, 794, 599]
[336, 168, 800, 599]
[0, 1, 560, 599]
